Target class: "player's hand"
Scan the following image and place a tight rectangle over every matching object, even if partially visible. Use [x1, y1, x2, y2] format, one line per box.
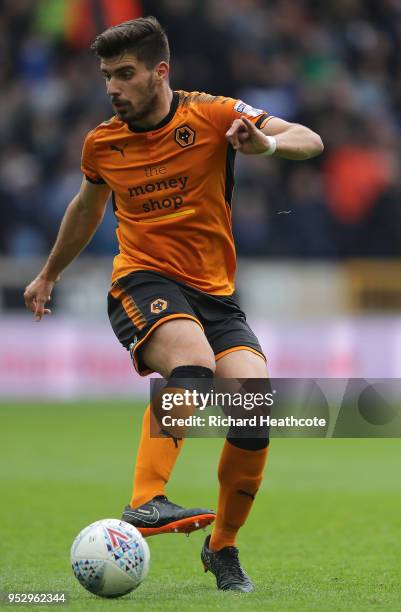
[225, 116, 272, 154]
[24, 275, 57, 322]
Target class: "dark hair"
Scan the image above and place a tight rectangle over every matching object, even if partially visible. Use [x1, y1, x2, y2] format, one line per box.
[91, 16, 169, 68]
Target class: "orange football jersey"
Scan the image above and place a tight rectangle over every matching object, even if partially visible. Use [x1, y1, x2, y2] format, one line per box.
[81, 91, 270, 295]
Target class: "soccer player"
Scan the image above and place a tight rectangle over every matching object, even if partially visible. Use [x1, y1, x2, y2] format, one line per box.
[24, 17, 323, 592]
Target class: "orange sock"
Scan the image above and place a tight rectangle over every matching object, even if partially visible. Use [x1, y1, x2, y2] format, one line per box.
[130, 405, 184, 507]
[209, 440, 269, 551]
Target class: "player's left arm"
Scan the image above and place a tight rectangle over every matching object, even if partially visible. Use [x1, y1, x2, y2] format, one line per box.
[226, 115, 324, 160]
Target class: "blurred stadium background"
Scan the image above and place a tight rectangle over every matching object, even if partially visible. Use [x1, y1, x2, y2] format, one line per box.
[2, 0, 401, 400]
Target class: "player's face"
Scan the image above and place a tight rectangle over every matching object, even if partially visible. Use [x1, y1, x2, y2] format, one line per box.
[100, 53, 161, 124]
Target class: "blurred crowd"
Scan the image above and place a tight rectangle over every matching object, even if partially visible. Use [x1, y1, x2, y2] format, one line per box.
[1, 0, 401, 259]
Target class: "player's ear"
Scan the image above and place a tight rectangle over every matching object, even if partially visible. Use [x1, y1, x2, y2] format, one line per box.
[155, 61, 169, 82]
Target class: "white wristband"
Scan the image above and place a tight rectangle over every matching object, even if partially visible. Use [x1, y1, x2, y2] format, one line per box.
[261, 135, 277, 156]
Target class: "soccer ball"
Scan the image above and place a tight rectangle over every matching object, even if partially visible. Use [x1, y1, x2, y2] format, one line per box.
[71, 519, 150, 598]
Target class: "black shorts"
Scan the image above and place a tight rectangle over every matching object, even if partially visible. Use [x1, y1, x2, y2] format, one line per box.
[107, 270, 265, 376]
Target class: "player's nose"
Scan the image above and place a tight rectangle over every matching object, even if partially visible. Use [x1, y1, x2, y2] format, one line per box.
[106, 77, 121, 96]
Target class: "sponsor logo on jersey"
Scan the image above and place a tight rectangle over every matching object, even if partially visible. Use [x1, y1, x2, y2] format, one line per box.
[127, 175, 190, 214]
[234, 100, 264, 117]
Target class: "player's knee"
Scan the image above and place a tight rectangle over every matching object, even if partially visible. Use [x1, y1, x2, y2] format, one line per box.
[157, 364, 214, 439]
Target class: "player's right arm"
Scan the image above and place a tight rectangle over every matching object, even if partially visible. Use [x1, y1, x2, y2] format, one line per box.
[24, 177, 111, 321]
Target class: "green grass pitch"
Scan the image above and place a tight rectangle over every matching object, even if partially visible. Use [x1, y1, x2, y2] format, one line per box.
[1, 401, 401, 611]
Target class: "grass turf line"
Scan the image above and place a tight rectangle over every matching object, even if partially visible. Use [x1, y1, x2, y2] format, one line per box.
[1, 401, 401, 611]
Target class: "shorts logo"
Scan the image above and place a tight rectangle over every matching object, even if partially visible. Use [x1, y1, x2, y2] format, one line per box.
[151, 299, 168, 313]
[129, 338, 138, 362]
[175, 125, 196, 148]
[129, 337, 138, 351]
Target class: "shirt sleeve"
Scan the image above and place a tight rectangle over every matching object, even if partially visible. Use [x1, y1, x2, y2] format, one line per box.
[206, 96, 272, 134]
[81, 130, 106, 184]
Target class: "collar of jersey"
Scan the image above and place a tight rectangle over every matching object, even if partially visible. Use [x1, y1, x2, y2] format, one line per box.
[128, 91, 179, 133]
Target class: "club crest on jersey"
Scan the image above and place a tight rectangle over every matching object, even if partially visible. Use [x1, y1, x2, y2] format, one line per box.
[150, 299, 168, 313]
[175, 125, 195, 147]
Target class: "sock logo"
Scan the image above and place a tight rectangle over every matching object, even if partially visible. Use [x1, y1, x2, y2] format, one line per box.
[237, 489, 256, 500]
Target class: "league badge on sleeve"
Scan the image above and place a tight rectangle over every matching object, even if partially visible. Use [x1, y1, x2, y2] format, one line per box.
[234, 100, 264, 117]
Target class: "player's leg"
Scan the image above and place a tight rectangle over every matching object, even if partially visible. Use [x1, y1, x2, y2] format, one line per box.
[124, 318, 217, 535]
[176, 284, 269, 584]
[130, 317, 214, 498]
[140, 317, 215, 376]
[211, 349, 269, 550]
[108, 272, 216, 535]
[201, 349, 270, 592]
